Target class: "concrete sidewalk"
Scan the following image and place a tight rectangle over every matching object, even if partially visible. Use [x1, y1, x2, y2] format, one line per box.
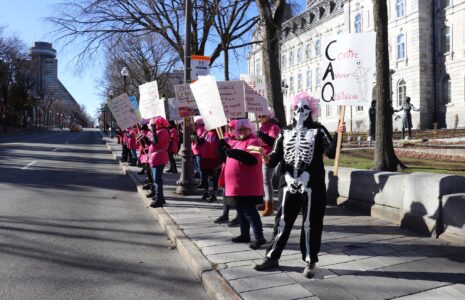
[104, 137, 465, 300]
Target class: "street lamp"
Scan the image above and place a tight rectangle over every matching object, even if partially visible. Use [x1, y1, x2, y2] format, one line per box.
[108, 90, 114, 138]
[121, 67, 129, 93]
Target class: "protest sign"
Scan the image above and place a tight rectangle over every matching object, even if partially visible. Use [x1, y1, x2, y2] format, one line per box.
[321, 32, 375, 106]
[190, 76, 227, 130]
[240, 74, 268, 115]
[174, 84, 199, 117]
[139, 81, 165, 118]
[167, 98, 181, 120]
[107, 93, 141, 129]
[191, 55, 210, 81]
[217, 80, 246, 118]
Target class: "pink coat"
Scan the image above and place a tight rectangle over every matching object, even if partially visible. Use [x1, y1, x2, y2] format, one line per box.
[169, 127, 179, 154]
[199, 130, 219, 159]
[148, 128, 170, 167]
[223, 136, 263, 197]
[127, 128, 138, 150]
[259, 122, 280, 155]
[192, 126, 205, 155]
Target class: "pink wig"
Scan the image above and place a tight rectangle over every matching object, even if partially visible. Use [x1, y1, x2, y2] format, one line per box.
[228, 119, 237, 129]
[153, 116, 169, 129]
[291, 92, 319, 121]
[265, 106, 275, 119]
[194, 117, 205, 127]
[234, 118, 256, 136]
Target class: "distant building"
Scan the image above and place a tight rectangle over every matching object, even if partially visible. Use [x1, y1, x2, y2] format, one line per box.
[29, 42, 79, 109]
[248, 0, 465, 130]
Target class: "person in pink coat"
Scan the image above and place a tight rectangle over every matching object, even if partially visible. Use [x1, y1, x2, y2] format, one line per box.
[167, 120, 179, 173]
[147, 116, 170, 208]
[192, 118, 205, 179]
[218, 119, 266, 249]
[198, 129, 220, 202]
[257, 107, 281, 216]
[127, 126, 138, 166]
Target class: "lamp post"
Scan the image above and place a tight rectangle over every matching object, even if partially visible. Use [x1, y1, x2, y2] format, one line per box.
[121, 67, 129, 93]
[108, 90, 114, 138]
[176, 0, 196, 195]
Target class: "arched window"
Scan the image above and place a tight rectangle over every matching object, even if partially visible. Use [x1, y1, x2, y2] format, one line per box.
[297, 47, 302, 63]
[297, 72, 303, 91]
[305, 44, 311, 60]
[397, 33, 406, 60]
[315, 40, 321, 56]
[289, 49, 294, 67]
[443, 75, 451, 104]
[442, 26, 451, 53]
[396, 0, 405, 18]
[397, 79, 406, 107]
[316, 64, 321, 86]
[281, 53, 286, 69]
[354, 13, 362, 33]
[306, 69, 312, 90]
[289, 75, 294, 95]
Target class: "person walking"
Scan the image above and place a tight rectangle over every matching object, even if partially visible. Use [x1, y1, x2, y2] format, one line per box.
[254, 92, 345, 278]
[395, 96, 420, 139]
[218, 119, 266, 249]
[257, 107, 281, 216]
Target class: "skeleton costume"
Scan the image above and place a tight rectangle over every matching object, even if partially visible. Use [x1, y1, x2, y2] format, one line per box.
[259, 92, 338, 270]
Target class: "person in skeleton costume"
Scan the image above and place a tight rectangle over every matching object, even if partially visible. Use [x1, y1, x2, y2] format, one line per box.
[254, 92, 345, 278]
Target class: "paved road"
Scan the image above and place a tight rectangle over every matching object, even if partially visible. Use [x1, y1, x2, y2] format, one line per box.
[0, 129, 209, 300]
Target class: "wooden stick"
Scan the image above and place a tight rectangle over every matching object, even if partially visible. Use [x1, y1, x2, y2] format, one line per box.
[216, 127, 224, 139]
[333, 105, 346, 177]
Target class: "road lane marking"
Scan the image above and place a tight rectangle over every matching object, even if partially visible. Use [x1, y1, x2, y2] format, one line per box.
[53, 148, 58, 152]
[22, 161, 36, 170]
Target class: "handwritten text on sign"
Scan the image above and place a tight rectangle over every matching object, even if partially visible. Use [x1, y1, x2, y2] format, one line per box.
[240, 74, 268, 114]
[107, 93, 141, 129]
[217, 80, 246, 118]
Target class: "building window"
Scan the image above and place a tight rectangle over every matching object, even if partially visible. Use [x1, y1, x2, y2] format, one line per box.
[396, 0, 405, 18]
[255, 59, 261, 75]
[315, 40, 321, 56]
[357, 106, 364, 111]
[281, 54, 286, 69]
[306, 69, 312, 90]
[305, 44, 311, 60]
[326, 104, 331, 117]
[297, 73, 303, 91]
[443, 75, 451, 104]
[354, 13, 362, 33]
[397, 33, 406, 60]
[442, 26, 451, 53]
[297, 47, 302, 63]
[289, 49, 294, 67]
[289, 75, 294, 95]
[316, 65, 321, 86]
[397, 79, 407, 107]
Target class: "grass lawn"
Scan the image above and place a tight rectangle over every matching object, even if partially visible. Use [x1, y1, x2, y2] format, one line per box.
[324, 149, 465, 177]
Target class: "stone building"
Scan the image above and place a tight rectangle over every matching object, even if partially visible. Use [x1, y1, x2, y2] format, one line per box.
[247, 0, 465, 131]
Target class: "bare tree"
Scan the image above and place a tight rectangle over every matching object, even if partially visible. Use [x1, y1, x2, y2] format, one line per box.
[372, 1, 404, 171]
[254, 0, 287, 124]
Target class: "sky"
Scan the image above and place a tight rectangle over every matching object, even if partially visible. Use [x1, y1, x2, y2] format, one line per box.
[0, 0, 252, 120]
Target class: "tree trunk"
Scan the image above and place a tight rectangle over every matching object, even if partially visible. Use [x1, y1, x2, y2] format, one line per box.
[373, 0, 403, 171]
[224, 48, 229, 81]
[262, 21, 286, 124]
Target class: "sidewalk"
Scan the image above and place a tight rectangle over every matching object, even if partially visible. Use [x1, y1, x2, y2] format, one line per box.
[104, 137, 465, 300]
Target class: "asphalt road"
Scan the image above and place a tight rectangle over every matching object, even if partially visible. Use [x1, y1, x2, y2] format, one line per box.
[0, 129, 209, 300]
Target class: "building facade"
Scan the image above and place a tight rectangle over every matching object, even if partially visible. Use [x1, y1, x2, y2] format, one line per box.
[247, 0, 465, 131]
[29, 42, 79, 109]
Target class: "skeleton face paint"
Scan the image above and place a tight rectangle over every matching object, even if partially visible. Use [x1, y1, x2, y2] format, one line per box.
[293, 99, 311, 126]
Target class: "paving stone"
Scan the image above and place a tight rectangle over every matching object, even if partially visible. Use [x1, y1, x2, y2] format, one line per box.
[366, 244, 398, 256]
[182, 225, 228, 235]
[301, 277, 359, 300]
[240, 284, 314, 300]
[327, 261, 364, 276]
[194, 238, 232, 248]
[395, 283, 465, 299]
[227, 260, 255, 268]
[219, 265, 281, 280]
[356, 270, 423, 298]
[317, 253, 355, 267]
[207, 250, 263, 264]
[201, 243, 254, 256]
[179, 221, 218, 229]
[229, 273, 296, 293]
[281, 260, 338, 283]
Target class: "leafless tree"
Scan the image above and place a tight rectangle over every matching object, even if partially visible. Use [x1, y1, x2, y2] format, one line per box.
[372, 0, 404, 171]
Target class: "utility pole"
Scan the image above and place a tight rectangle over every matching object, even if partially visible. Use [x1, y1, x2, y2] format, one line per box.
[176, 0, 196, 195]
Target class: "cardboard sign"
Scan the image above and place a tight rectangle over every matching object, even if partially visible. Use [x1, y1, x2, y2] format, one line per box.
[190, 76, 227, 130]
[107, 93, 141, 129]
[217, 80, 246, 118]
[139, 81, 165, 119]
[191, 55, 210, 81]
[240, 74, 268, 114]
[321, 32, 376, 106]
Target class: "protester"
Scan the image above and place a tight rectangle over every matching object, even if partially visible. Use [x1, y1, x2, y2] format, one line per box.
[120, 129, 129, 163]
[198, 129, 220, 202]
[192, 117, 205, 180]
[218, 119, 266, 249]
[254, 92, 345, 278]
[257, 107, 281, 216]
[167, 120, 179, 173]
[147, 116, 170, 208]
[127, 126, 138, 166]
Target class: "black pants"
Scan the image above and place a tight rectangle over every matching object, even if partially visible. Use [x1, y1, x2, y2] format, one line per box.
[265, 187, 326, 264]
[200, 168, 218, 192]
[121, 144, 129, 162]
[168, 153, 178, 172]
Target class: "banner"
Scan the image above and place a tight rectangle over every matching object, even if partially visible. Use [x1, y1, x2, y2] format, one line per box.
[240, 74, 268, 115]
[190, 76, 227, 130]
[191, 55, 210, 81]
[217, 80, 246, 118]
[139, 81, 165, 119]
[321, 32, 376, 106]
[107, 93, 141, 129]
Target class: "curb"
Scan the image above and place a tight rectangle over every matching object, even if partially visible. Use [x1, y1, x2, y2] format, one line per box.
[104, 137, 240, 300]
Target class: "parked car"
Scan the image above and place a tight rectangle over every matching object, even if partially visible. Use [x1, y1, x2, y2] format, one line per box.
[70, 124, 82, 132]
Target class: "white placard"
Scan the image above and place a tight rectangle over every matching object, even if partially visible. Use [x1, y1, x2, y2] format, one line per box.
[107, 93, 141, 129]
[190, 76, 227, 130]
[217, 80, 246, 118]
[167, 98, 181, 120]
[321, 32, 376, 106]
[240, 74, 268, 114]
[191, 55, 210, 81]
[138, 81, 165, 119]
[174, 84, 196, 105]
